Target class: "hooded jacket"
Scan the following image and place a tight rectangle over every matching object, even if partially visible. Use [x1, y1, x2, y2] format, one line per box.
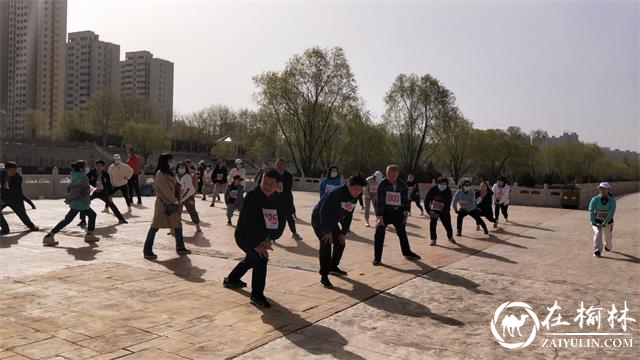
[312, 185, 357, 235]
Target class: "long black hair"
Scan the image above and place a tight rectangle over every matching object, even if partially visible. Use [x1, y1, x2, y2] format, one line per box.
[156, 153, 174, 175]
[326, 165, 339, 178]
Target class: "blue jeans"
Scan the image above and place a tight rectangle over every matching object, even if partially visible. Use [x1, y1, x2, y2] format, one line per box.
[143, 227, 186, 254]
[51, 208, 96, 234]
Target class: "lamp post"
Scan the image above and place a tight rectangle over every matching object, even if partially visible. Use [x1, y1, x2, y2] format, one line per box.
[0, 109, 5, 163]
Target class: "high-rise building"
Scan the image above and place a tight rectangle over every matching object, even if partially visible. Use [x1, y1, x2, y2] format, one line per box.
[1, 0, 67, 138]
[65, 31, 120, 110]
[121, 50, 173, 130]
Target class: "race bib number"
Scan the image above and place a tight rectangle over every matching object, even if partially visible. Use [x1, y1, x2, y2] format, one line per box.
[96, 180, 103, 190]
[277, 182, 284, 193]
[458, 200, 469, 209]
[216, 174, 223, 181]
[262, 208, 279, 229]
[385, 191, 401, 206]
[325, 184, 336, 193]
[596, 211, 608, 220]
[431, 201, 444, 211]
[2, 182, 9, 190]
[230, 190, 238, 199]
[340, 201, 355, 212]
[369, 184, 378, 193]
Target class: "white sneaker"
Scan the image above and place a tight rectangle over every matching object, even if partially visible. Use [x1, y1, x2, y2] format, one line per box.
[364, 222, 370, 228]
[475, 225, 480, 231]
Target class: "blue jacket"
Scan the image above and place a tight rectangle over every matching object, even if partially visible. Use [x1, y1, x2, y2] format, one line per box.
[588, 194, 616, 225]
[312, 185, 357, 235]
[319, 177, 342, 198]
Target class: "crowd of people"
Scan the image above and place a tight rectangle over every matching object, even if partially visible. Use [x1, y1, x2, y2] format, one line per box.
[0, 152, 618, 309]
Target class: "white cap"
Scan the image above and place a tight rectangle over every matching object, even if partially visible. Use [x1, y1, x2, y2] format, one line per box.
[234, 159, 242, 164]
[598, 182, 610, 189]
[374, 170, 383, 182]
[113, 154, 121, 161]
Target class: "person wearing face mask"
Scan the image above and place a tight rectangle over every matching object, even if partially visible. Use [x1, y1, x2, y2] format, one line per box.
[363, 171, 383, 227]
[78, 160, 127, 228]
[43, 160, 97, 246]
[223, 168, 289, 309]
[228, 159, 246, 186]
[474, 181, 496, 231]
[452, 180, 488, 236]
[201, 164, 214, 201]
[275, 158, 302, 241]
[424, 176, 454, 245]
[373, 165, 421, 265]
[589, 182, 616, 257]
[492, 175, 511, 227]
[0, 162, 39, 235]
[406, 173, 424, 216]
[108, 154, 134, 212]
[211, 158, 228, 207]
[177, 162, 202, 233]
[225, 175, 245, 225]
[312, 174, 367, 288]
[319, 166, 342, 199]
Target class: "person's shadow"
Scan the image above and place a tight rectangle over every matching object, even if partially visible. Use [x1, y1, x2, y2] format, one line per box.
[273, 239, 318, 258]
[151, 256, 207, 283]
[491, 227, 536, 240]
[59, 243, 102, 261]
[0, 231, 31, 248]
[382, 261, 493, 295]
[93, 224, 118, 239]
[447, 242, 518, 264]
[505, 221, 554, 232]
[183, 233, 212, 248]
[606, 251, 640, 264]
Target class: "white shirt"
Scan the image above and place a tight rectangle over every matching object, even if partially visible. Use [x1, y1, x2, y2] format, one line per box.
[492, 183, 511, 205]
[228, 167, 247, 185]
[179, 174, 196, 201]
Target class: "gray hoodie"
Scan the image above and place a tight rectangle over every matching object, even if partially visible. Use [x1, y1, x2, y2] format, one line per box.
[452, 188, 477, 212]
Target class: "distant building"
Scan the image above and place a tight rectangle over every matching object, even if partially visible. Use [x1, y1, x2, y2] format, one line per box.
[120, 50, 173, 130]
[65, 31, 120, 110]
[0, 0, 67, 138]
[544, 132, 579, 146]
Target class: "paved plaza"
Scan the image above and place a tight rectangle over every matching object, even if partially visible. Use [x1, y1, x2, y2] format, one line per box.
[0, 191, 638, 359]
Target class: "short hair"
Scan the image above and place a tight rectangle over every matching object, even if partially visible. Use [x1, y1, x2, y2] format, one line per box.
[348, 174, 367, 187]
[276, 158, 286, 165]
[386, 164, 399, 173]
[462, 179, 472, 186]
[95, 159, 106, 166]
[497, 175, 507, 183]
[71, 160, 87, 172]
[436, 176, 449, 184]
[263, 168, 282, 182]
[4, 161, 17, 169]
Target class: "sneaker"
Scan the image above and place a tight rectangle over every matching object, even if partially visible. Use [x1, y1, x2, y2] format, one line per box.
[321, 276, 334, 288]
[0, 229, 10, 235]
[210, 203, 215, 207]
[505, 218, 509, 223]
[372, 259, 381, 266]
[227, 221, 232, 226]
[475, 225, 480, 231]
[144, 252, 158, 260]
[127, 206, 132, 212]
[593, 251, 601, 257]
[78, 221, 87, 228]
[137, 201, 142, 205]
[430, 240, 436, 246]
[405, 253, 421, 261]
[28, 226, 39, 232]
[103, 207, 110, 213]
[195, 226, 202, 233]
[448, 237, 457, 244]
[483, 228, 489, 235]
[118, 219, 128, 224]
[364, 222, 370, 228]
[84, 234, 99, 243]
[43, 234, 58, 246]
[604, 247, 611, 252]
[456, 231, 462, 237]
[292, 233, 302, 241]
[223, 277, 247, 289]
[329, 267, 348, 276]
[250, 296, 271, 308]
[176, 248, 192, 255]
[493, 222, 498, 229]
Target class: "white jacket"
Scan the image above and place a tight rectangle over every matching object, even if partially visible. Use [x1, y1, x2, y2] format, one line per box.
[108, 163, 134, 187]
[228, 167, 246, 185]
[179, 174, 196, 202]
[492, 184, 511, 205]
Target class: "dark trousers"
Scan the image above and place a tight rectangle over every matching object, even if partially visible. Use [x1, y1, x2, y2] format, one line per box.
[112, 185, 132, 207]
[457, 209, 487, 232]
[374, 210, 413, 261]
[0, 202, 36, 232]
[494, 203, 509, 221]
[143, 227, 185, 254]
[286, 199, 297, 234]
[127, 175, 142, 203]
[357, 194, 363, 207]
[429, 211, 453, 240]
[181, 197, 200, 224]
[51, 208, 96, 234]
[477, 208, 496, 225]
[81, 191, 125, 222]
[410, 197, 424, 213]
[227, 238, 268, 299]
[312, 224, 345, 276]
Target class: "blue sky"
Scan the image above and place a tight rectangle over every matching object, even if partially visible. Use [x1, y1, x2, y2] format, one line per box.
[68, 0, 639, 151]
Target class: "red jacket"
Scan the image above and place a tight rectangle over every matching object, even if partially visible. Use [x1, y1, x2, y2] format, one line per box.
[127, 154, 141, 174]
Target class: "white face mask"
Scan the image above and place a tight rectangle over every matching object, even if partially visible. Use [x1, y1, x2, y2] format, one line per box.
[463, 186, 471, 192]
[438, 184, 447, 191]
[330, 171, 338, 178]
[177, 168, 186, 175]
[236, 164, 241, 169]
[84, 168, 90, 174]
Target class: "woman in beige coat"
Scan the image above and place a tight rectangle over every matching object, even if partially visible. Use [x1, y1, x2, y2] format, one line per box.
[143, 153, 191, 259]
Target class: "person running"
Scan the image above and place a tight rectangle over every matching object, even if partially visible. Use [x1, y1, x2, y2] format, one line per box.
[78, 160, 127, 227]
[275, 159, 302, 240]
[197, 160, 207, 194]
[201, 164, 214, 201]
[373, 165, 421, 265]
[127, 148, 143, 205]
[43, 160, 97, 246]
[108, 154, 134, 212]
[0, 162, 39, 235]
[312, 174, 367, 288]
[424, 176, 454, 245]
[210, 158, 227, 207]
[363, 171, 383, 227]
[143, 153, 192, 259]
[177, 162, 202, 233]
[225, 175, 245, 225]
[453, 180, 488, 236]
[492, 175, 511, 226]
[228, 159, 246, 186]
[223, 168, 289, 308]
[406, 173, 424, 216]
[319, 165, 342, 198]
[589, 182, 616, 258]
[474, 181, 496, 231]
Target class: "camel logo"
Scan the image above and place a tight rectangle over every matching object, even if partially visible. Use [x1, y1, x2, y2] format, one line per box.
[491, 302, 541, 349]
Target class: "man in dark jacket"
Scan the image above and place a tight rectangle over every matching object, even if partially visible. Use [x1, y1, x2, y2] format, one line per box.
[79, 160, 127, 227]
[210, 158, 227, 206]
[312, 174, 367, 288]
[275, 159, 302, 240]
[424, 176, 455, 245]
[0, 162, 39, 234]
[223, 168, 289, 308]
[373, 165, 421, 265]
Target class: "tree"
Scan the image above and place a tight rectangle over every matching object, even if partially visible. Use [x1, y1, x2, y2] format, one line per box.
[122, 122, 170, 165]
[88, 91, 121, 146]
[438, 112, 473, 183]
[254, 46, 360, 176]
[383, 73, 456, 174]
[23, 109, 49, 139]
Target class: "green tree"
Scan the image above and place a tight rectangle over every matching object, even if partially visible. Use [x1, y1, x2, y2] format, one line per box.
[23, 109, 49, 139]
[122, 122, 170, 165]
[438, 112, 473, 183]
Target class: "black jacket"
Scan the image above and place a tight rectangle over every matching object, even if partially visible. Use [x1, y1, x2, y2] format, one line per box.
[235, 186, 289, 247]
[86, 169, 114, 195]
[311, 185, 357, 235]
[406, 180, 420, 199]
[375, 179, 409, 216]
[424, 185, 453, 214]
[0, 171, 24, 205]
[276, 170, 294, 202]
[212, 166, 228, 184]
[474, 189, 493, 216]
